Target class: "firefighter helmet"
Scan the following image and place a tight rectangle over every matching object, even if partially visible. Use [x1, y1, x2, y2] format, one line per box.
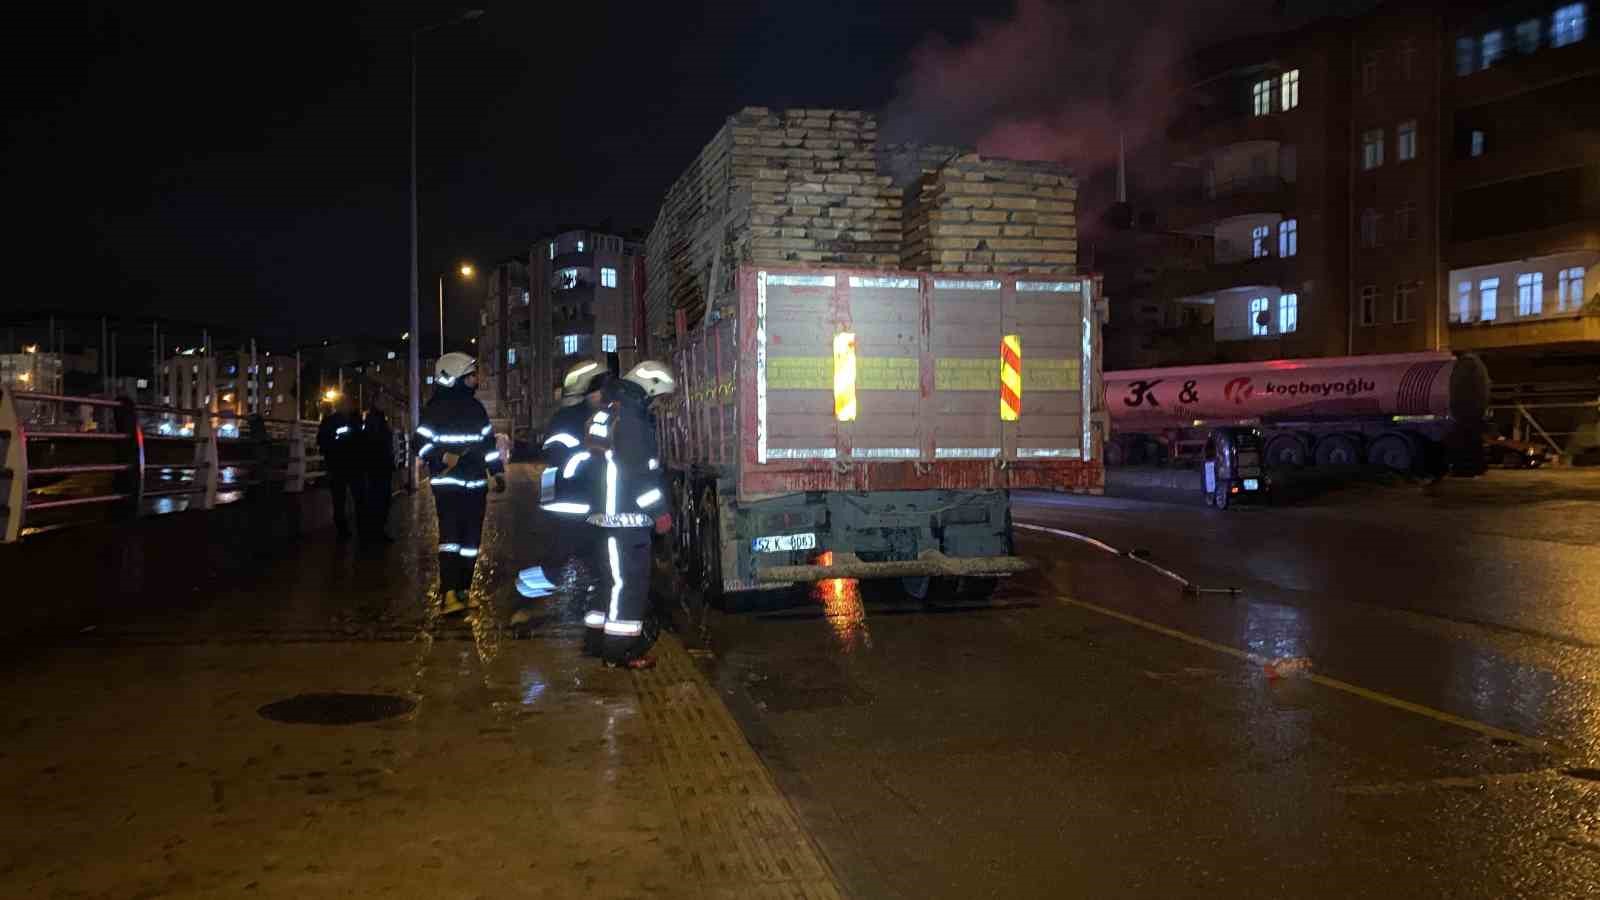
[622, 361, 677, 398]
[434, 352, 477, 387]
[560, 360, 608, 406]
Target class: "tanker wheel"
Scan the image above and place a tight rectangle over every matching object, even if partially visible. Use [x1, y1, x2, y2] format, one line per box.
[1212, 478, 1230, 511]
[695, 485, 725, 609]
[1314, 434, 1362, 467]
[1105, 437, 1127, 467]
[1367, 434, 1416, 473]
[672, 477, 696, 574]
[1265, 434, 1309, 468]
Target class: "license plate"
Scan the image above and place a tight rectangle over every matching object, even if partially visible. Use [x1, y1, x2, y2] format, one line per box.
[752, 532, 816, 554]
[1243, 478, 1260, 491]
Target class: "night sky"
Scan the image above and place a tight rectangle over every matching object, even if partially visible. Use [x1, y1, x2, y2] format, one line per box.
[4, 0, 1310, 350]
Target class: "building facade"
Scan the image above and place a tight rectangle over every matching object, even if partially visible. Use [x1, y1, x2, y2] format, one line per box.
[159, 348, 300, 422]
[476, 259, 531, 432]
[526, 228, 645, 428]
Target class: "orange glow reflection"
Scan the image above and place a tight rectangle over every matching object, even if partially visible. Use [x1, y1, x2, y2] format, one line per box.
[813, 552, 871, 652]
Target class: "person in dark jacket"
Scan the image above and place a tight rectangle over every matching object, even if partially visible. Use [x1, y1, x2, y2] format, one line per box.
[416, 353, 506, 616]
[361, 395, 396, 542]
[582, 360, 675, 669]
[317, 393, 364, 540]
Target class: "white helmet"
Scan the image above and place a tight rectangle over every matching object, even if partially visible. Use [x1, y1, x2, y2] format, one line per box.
[560, 360, 607, 406]
[435, 352, 477, 387]
[623, 360, 677, 398]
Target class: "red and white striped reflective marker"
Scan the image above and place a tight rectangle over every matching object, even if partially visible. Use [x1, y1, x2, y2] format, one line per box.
[999, 334, 1022, 421]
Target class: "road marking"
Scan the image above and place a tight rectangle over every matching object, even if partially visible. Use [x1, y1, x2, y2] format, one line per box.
[1054, 593, 1556, 755]
[1338, 768, 1564, 796]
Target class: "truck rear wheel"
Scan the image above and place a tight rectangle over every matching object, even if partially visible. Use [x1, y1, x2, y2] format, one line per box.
[1264, 433, 1309, 467]
[1367, 433, 1416, 473]
[1314, 434, 1362, 467]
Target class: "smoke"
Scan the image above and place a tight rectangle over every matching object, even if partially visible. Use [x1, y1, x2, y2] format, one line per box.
[884, 0, 1273, 174]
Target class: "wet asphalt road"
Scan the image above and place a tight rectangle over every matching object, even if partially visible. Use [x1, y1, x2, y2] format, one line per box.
[696, 471, 1600, 899]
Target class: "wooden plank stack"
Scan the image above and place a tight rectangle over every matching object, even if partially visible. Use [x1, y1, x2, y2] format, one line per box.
[645, 108, 1079, 345]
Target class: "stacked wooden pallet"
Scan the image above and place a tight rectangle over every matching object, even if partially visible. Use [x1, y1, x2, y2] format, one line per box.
[902, 154, 1078, 276]
[645, 109, 1078, 344]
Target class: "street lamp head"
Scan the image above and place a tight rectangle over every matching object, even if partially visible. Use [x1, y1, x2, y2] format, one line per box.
[459, 263, 475, 278]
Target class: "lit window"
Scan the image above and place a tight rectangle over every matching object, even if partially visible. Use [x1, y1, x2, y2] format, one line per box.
[1278, 219, 1298, 257]
[1252, 79, 1272, 116]
[1481, 29, 1504, 67]
[1516, 18, 1541, 54]
[1360, 209, 1382, 248]
[426, 376, 434, 385]
[1362, 55, 1378, 94]
[601, 267, 618, 288]
[1251, 224, 1271, 258]
[1517, 272, 1544, 316]
[1479, 277, 1500, 321]
[507, 347, 518, 366]
[1397, 203, 1418, 241]
[561, 335, 580, 355]
[387, 351, 397, 360]
[554, 267, 581, 290]
[1360, 286, 1378, 326]
[1455, 36, 1477, 75]
[1397, 120, 1417, 161]
[522, 289, 530, 305]
[1280, 69, 1300, 110]
[267, 380, 274, 389]
[1362, 129, 1385, 170]
[602, 334, 618, 353]
[1394, 283, 1417, 323]
[1553, 3, 1587, 47]
[136, 378, 149, 389]
[1456, 282, 1473, 322]
[1250, 297, 1271, 336]
[548, 242, 555, 260]
[277, 394, 285, 403]
[577, 240, 585, 252]
[1279, 293, 1298, 333]
[1558, 267, 1586, 310]
[266, 366, 274, 375]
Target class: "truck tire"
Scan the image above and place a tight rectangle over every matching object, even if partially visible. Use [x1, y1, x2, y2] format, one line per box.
[1314, 434, 1362, 467]
[1264, 433, 1310, 468]
[1367, 433, 1416, 473]
[1106, 437, 1128, 467]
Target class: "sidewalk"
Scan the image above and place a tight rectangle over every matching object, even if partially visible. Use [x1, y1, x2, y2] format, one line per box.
[0, 466, 842, 898]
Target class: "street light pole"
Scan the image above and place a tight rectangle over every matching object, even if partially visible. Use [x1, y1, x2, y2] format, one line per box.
[438, 274, 445, 357]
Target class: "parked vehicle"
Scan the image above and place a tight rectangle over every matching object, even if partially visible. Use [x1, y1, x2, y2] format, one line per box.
[1483, 434, 1549, 468]
[1202, 426, 1269, 509]
[1105, 352, 1490, 476]
[661, 266, 1105, 607]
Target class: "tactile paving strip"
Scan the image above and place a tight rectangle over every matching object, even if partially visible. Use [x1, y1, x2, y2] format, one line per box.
[635, 635, 846, 899]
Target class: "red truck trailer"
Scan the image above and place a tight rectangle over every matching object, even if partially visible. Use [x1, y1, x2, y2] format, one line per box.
[661, 265, 1105, 605]
[1104, 352, 1490, 474]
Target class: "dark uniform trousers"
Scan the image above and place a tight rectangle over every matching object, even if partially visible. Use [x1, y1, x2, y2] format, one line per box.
[435, 486, 488, 595]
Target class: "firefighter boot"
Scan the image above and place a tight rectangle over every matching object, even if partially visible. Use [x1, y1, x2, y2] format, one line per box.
[439, 590, 469, 616]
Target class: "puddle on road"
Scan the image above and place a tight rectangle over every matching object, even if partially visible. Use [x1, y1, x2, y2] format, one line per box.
[258, 692, 416, 725]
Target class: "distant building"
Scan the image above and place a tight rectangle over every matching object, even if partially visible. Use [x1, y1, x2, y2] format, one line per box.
[526, 229, 646, 428]
[158, 348, 301, 422]
[476, 258, 531, 434]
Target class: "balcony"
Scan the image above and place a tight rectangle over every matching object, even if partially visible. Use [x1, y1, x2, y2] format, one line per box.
[1451, 132, 1600, 189]
[1165, 175, 1297, 232]
[1159, 253, 1296, 300]
[1167, 108, 1293, 162]
[1450, 309, 1600, 351]
[1449, 37, 1600, 109]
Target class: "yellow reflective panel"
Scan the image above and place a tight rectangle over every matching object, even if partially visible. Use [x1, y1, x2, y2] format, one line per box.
[833, 332, 857, 422]
[1000, 334, 1022, 421]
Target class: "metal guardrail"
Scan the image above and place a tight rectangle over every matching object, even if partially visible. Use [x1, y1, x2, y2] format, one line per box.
[1, 388, 328, 543]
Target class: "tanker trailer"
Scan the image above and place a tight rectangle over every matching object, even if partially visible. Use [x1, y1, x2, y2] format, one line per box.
[1104, 352, 1489, 475]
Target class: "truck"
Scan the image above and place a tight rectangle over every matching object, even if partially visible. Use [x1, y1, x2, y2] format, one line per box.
[1104, 351, 1490, 475]
[661, 265, 1105, 606]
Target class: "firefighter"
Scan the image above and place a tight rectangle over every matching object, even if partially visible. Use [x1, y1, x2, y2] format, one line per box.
[584, 360, 675, 669]
[415, 353, 506, 616]
[520, 360, 612, 638]
[317, 393, 365, 540]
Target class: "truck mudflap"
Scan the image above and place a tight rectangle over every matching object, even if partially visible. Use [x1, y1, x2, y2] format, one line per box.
[756, 551, 1030, 583]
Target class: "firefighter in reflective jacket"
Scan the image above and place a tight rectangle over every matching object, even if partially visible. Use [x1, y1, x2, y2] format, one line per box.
[516, 361, 609, 631]
[415, 353, 506, 616]
[582, 360, 675, 668]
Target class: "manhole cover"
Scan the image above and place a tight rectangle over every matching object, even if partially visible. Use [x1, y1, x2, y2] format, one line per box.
[258, 692, 415, 725]
[1563, 767, 1600, 783]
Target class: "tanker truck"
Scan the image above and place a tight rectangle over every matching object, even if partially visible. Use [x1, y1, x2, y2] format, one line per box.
[1104, 352, 1490, 475]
